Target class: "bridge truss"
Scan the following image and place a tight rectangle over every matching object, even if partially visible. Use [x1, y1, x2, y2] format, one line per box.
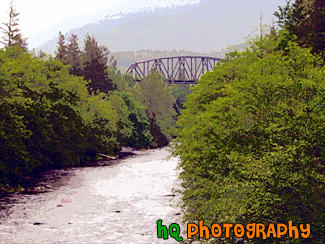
[126, 56, 221, 84]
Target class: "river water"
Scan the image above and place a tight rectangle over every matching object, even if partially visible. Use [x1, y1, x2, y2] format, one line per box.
[0, 148, 183, 244]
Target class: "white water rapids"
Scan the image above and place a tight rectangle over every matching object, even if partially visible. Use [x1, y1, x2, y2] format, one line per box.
[0, 148, 183, 244]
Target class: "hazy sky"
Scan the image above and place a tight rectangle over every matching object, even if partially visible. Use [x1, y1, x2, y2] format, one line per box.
[0, 0, 196, 39]
[0, 0, 125, 38]
[0, 0, 199, 48]
[0, 0, 286, 50]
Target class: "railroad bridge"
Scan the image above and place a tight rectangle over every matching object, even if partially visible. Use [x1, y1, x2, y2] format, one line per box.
[126, 56, 221, 84]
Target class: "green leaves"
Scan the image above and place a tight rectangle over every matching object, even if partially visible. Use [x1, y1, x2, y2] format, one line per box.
[0, 43, 157, 186]
[0, 46, 151, 186]
[133, 70, 176, 147]
[275, 0, 325, 57]
[173, 37, 325, 243]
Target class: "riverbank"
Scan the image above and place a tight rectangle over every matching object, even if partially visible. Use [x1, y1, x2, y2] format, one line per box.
[0, 146, 141, 196]
[0, 148, 182, 244]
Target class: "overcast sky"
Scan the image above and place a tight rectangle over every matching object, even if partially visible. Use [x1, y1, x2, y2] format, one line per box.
[0, 0, 200, 48]
[0, 0, 125, 38]
[0, 0, 286, 50]
[0, 0, 197, 38]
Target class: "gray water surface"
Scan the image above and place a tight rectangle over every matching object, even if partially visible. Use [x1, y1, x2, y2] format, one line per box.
[0, 148, 182, 244]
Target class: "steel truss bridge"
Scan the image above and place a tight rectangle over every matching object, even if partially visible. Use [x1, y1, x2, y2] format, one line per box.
[126, 56, 221, 84]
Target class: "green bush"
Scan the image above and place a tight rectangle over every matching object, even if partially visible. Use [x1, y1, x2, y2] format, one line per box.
[173, 37, 325, 243]
[0, 47, 151, 186]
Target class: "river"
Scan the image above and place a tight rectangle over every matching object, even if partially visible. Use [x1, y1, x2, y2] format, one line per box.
[0, 148, 183, 244]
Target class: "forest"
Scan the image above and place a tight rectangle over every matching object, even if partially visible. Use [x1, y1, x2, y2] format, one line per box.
[0, 2, 190, 189]
[172, 0, 324, 243]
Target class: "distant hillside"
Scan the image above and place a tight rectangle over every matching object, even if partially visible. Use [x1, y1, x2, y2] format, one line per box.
[38, 1, 199, 54]
[37, 0, 285, 54]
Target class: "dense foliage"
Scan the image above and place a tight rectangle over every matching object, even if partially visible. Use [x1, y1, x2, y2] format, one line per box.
[0, 46, 153, 186]
[55, 33, 115, 94]
[132, 70, 177, 148]
[0, 29, 184, 188]
[172, 32, 325, 243]
[54, 32, 182, 148]
[275, 0, 325, 58]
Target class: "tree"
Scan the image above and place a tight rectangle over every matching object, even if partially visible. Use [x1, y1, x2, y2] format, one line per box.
[0, 47, 123, 186]
[135, 70, 176, 147]
[83, 34, 115, 94]
[66, 34, 83, 76]
[0, 0, 27, 50]
[172, 37, 325, 243]
[169, 83, 191, 116]
[54, 32, 68, 64]
[275, 0, 325, 56]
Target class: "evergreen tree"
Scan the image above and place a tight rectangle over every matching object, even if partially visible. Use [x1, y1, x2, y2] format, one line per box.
[275, 0, 325, 55]
[304, 0, 325, 53]
[66, 34, 83, 76]
[0, 0, 27, 50]
[54, 31, 68, 64]
[83, 34, 114, 94]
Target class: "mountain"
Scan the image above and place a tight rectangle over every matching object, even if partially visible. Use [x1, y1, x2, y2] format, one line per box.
[35, 0, 285, 54]
[31, 0, 199, 52]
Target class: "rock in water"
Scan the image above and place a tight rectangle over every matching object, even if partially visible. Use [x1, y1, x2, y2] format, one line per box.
[33, 222, 43, 225]
[61, 198, 72, 203]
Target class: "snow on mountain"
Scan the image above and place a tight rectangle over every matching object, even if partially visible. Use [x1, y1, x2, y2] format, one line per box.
[33, 0, 285, 54]
[28, 0, 200, 49]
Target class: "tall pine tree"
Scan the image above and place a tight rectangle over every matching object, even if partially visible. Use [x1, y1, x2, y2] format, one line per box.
[54, 31, 68, 64]
[0, 0, 27, 50]
[83, 34, 114, 94]
[66, 34, 83, 76]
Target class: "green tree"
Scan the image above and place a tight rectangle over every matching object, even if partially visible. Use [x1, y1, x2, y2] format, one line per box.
[169, 83, 191, 116]
[135, 70, 176, 147]
[0, 0, 27, 50]
[106, 66, 152, 148]
[275, 0, 325, 56]
[54, 31, 68, 64]
[66, 34, 83, 76]
[119, 92, 152, 149]
[172, 37, 325, 243]
[0, 47, 120, 186]
[83, 34, 115, 94]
